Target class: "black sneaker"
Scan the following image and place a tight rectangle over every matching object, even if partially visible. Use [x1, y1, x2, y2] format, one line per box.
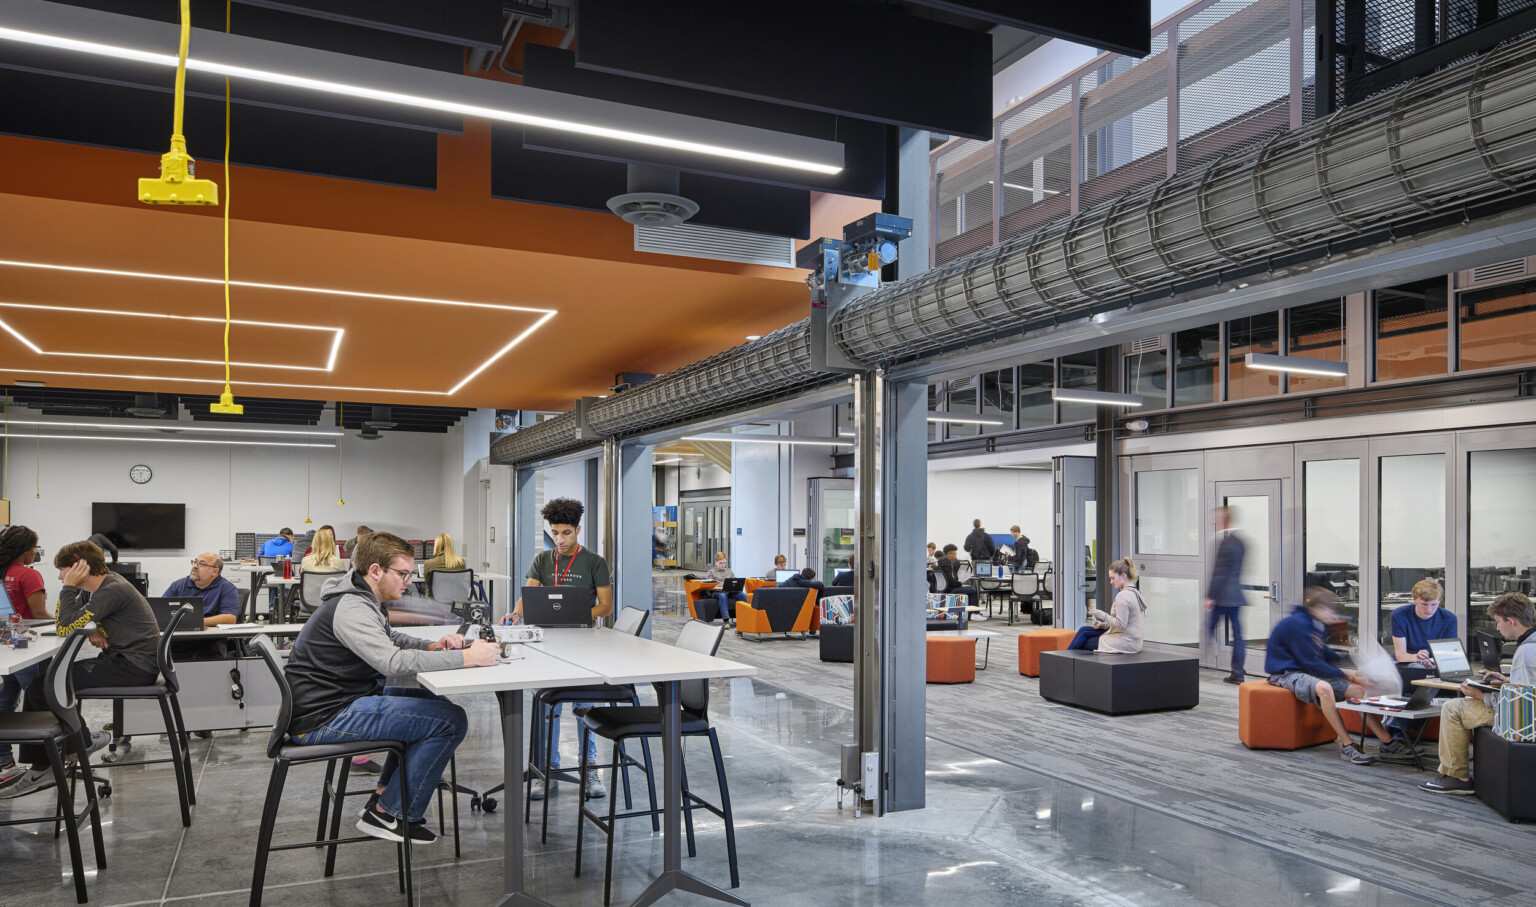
[1419, 774, 1475, 795]
[1222, 673, 1246, 685]
[357, 804, 408, 843]
[357, 792, 380, 819]
[407, 819, 439, 844]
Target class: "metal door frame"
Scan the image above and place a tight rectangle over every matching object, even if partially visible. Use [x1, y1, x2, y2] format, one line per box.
[1054, 456, 1096, 629]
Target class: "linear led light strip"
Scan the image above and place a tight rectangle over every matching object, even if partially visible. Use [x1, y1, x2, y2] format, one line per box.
[0, 28, 841, 175]
[7, 432, 333, 449]
[0, 303, 343, 372]
[1244, 352, 1349, 377]
[0, 261, 556, 396]
[682, 433, 850, 447]
[2, 419, 340, 437]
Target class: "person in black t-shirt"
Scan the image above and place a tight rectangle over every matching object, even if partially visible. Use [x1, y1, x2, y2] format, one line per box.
[503, 498, 612, 800]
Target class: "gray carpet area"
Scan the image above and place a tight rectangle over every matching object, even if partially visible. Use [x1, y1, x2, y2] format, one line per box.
[672, 611, 1536, 907]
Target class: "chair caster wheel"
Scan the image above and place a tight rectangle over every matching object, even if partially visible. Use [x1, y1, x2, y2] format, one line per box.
[470, 797, 482, 812]
[481, 797, 497, 813]
[98, 783, 112, 798]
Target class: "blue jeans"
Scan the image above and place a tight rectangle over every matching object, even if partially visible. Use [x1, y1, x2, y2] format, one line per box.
[0, 665, 40, 766]
[1208, 605, 1245, 677]
[534, 699, 597, 770]
[714, 591, 747, 621]
[294, 687, 467, 823]
[1068, 626, 1106, 651]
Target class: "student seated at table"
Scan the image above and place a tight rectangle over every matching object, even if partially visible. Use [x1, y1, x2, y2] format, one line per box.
[933, 545, 979, 612]
[1, 540, 159, 799]
[162, 551, 240, 628]
[260, 528, 295, 559]
[832, 556, 854, 588]
[302, 524, 343, 561]
[1067, 559, 1145, 653]
[763, 554, 788, 581]
[1265, 588, 1417, 767]
[0, 525, 49, 786]
[1420, 591, 1536, 795]
[422, 533, 466, 585]
[301, 526, 346, 574]
[284, 532, 498, 843]
[1390, 578, 1454, 676]
[703, 552, 745, 624]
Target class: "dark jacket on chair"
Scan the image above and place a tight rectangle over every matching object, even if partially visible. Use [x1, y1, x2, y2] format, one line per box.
[934, 559, 965, 594]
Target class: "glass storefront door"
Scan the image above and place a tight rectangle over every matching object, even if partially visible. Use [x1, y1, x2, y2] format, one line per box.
[1214, 481, 1283, 658]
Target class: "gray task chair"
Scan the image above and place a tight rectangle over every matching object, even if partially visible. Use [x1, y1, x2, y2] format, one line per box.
[297, 570, 345, 620]
[425, 568, 474, 605]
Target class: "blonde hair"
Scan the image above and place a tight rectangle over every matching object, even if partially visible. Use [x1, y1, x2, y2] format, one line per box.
[311, 527, 339, 564]
[1108, 558, 1139, 583]
[1411, 578, 1443, 602]
[774, 554, 787, 565]
[433, 533, 466, 569]
[714, 551, 728, 562]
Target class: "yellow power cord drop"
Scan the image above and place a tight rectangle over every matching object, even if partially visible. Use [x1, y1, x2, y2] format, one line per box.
[208, 1, 241, 415]
[138, 0, 218, 206]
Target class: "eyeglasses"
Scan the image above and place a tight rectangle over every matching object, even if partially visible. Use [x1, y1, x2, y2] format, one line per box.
[190, 559, 220, 569]
[385, 566, 415, 582]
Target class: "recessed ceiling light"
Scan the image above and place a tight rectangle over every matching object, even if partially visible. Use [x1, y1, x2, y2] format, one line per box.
[12, 379, 45, 387]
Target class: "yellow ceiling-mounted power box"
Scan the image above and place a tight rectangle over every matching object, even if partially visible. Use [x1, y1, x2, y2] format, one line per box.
[139, 136, 218, 206]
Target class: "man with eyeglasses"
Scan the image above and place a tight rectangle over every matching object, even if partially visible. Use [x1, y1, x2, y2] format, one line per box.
[162, 552, 240, 628]
[284, 531, 498, 845]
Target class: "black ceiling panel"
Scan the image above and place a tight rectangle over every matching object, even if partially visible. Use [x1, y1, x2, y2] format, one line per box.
[901, 0, 1152, 56]
[55, 0, 471, 69]
[0, 69, 440, 189]
[521, 45, 885, 198]
[231, 0, 506, 50]
[576, 0, 993, 140]
[491, 127, 811, 238]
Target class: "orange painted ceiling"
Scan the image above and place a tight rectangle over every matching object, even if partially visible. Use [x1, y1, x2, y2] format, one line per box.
[0, 128, 875, 411]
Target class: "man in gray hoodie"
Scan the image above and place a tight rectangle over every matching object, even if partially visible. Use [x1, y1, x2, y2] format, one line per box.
[284, 532, 498, 844]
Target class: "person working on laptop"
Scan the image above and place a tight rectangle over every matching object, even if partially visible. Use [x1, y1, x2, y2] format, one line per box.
[284, 531, 498, 843]
[504, 497, 613, 801]
[763, 554, 788, 581]
[1, 540, 158, 799]
[1265, 587, 1418, 766]
[162, 551, 240, 628]
[1390, 579, 1455, 668]
[702, 552, 746, 625]
[1419, 592, 1536, 795]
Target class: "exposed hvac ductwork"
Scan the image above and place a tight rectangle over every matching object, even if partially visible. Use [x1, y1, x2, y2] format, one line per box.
[492, 32, 1536, 468]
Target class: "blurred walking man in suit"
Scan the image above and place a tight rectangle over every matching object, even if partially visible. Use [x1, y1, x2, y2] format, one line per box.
[1205, 505, 1247, 684]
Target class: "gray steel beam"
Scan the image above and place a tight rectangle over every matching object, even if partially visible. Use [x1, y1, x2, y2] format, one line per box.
[512, 466, 537, 620]
[616, 440, 656, 638]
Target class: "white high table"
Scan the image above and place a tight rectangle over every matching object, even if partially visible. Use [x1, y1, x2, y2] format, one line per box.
[418, 627, 757, 907]
[0, 634, 63, 675]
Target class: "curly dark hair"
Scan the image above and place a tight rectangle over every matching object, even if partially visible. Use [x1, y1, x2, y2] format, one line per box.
[0, 525, 39, 567]
[541, 497, 585, 528]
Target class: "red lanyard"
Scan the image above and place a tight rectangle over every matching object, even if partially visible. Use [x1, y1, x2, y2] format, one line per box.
[554, 546, 580, 585]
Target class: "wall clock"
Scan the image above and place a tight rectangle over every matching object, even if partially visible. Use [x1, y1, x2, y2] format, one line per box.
[129, 464, 153, 485]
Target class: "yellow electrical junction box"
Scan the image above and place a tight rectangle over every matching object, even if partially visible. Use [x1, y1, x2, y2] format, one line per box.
[139, 137, 218, 206]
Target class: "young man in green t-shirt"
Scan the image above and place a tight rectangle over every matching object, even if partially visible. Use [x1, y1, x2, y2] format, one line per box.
[504, 497, 613, 800]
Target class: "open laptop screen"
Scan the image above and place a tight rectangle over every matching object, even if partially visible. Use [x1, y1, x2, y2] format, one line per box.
[774, 569, 798, 584]
[1427, 637, 1472, 677]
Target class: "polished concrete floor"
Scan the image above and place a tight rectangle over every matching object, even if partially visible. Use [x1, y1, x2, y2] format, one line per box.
[0, 646, 1433, 907]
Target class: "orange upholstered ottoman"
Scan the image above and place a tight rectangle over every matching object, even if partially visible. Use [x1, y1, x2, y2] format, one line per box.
[1341, 709, 1440, 741]
[1018, 628, 1076, 677]
[926, 636, 976, 684]
[1239, 681, 1334, 750]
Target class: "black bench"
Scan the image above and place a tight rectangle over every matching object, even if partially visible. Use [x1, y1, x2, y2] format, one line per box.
[819, 624, 853, 662]
[1474, 726, 1536, 822]
[1038, 650, 1199, 715]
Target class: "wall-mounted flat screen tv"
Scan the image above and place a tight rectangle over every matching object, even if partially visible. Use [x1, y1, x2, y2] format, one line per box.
[91, 503, 186, 550]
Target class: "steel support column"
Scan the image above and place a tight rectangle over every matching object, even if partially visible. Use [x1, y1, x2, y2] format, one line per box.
[615, 439, 656, 638]
[584, 456, 602, 559]
[854, 371, 928, 815]
[1094, 347, 1119, 611]
[512, 466, 538, 619]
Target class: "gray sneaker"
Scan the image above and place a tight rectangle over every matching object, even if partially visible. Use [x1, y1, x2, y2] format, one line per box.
[1375, 739, 1419, 763]
[1419, 774, 1474, 795]
[1340, 743, 1376, 765]
[529, 778, 547, 801]
[0, 768, 56, 799]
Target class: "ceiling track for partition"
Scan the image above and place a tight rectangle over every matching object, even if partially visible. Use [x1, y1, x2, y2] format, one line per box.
[492, 33, 1536, 469]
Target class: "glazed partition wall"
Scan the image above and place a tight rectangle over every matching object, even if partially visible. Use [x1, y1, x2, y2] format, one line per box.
[1459, 429, 1536, 653]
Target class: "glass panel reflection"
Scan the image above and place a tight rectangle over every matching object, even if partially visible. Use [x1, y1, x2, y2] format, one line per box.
[1136, 468, 1200, 556]
[1375, 276, 1448, 381]
[1378, 453, 1446, 646]
[1459, 278, 1536, 371]
[1304, 459, 1361, 644]
[1057, 352, 1098, 423]
[1173, 324, 1220, 406]
[1226, 313, 1280, 400]
[1140, 575, 1201, 646]
[1287, 299, 1347, 394]
[1467, 448, 1536, 651]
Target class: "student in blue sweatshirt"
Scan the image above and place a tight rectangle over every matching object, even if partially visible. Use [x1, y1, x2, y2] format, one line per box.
[1265, 588, 1417, 766]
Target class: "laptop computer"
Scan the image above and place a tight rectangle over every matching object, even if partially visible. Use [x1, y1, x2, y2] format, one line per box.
[720, 577, 746, 594]
[774, 569, 798, 584]
[521, 585, 595, 628]
[974, 562, 993, 577]
[146, 597, 206, 631]
[1476, 630, 1505, 673]
[1427, 637, 1476, 682]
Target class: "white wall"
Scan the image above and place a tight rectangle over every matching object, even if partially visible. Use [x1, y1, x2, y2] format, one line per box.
[678, 463, 730, 492]
[729, 425, 792, 579]
[4, 425, 453, 605]
[538, 460, 589, 547]
[1379, 453, 1447, 567]
[926, 467, 1054, 564]
[788, 409, 841, 570]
